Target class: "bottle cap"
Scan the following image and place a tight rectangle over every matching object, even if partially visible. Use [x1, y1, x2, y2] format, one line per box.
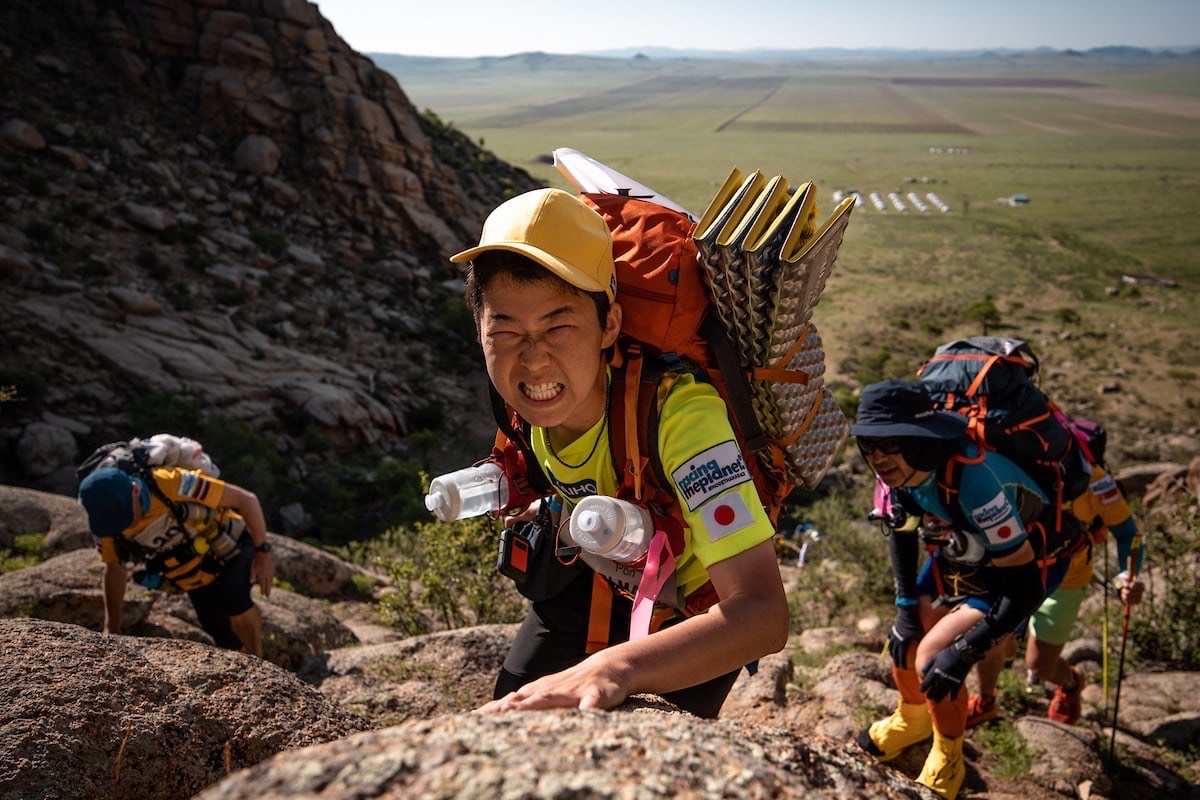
[575, 510, 601, 533]
[425, 491, 449, 520]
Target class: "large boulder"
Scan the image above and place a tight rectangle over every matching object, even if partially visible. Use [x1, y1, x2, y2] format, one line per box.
[298, 623, 516, 725]
[1013, 717, 1109, 796]
[809, 650, 898, 741]
[14, 421, 77, 478]
[1115, 671, 1200, 751]
[0, 483, 92, 551]
[720, 651, 795, 729]
[194, 705, 934, 799]
[267, 533, 379, 597]
[0, 618, 366, 800]
[0, 548, 357, 670]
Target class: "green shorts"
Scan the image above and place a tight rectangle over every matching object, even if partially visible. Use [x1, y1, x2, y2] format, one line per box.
[1028, 586, 1087, 646]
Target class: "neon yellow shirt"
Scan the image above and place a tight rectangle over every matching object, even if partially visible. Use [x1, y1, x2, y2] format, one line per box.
[531, 372, 775, 605]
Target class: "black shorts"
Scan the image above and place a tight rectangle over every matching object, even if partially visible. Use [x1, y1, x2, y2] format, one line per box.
[494, 568, 742, 719]
[186, 536, 256, 649]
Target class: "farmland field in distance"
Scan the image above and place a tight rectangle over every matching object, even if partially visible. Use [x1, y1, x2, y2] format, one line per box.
[378, 51, 1200, 463]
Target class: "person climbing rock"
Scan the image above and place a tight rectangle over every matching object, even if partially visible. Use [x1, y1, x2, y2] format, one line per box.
[78, 465, 273, 657]
[967, 458, 1145, 727]
[452, 188, 789, 717]
[851, 379, 1086, 800]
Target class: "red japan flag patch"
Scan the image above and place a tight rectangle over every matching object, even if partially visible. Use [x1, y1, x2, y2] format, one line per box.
[700, 492, 754, 543]
[972, 491, 1023, 548]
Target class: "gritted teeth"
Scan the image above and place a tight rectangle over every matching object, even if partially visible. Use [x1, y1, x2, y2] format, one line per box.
[522, 382, 563, 402]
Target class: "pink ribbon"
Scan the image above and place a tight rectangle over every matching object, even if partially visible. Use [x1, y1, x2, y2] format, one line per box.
[630, 529, 675, 640]
[873, 474, 891, 519]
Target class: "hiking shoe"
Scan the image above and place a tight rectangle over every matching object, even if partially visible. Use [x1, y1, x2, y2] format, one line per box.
[856, 700, 932, 761]
[1048, 666, 1086, 725]
[965, 693, 999, 728]
[917, 731, 966, 800]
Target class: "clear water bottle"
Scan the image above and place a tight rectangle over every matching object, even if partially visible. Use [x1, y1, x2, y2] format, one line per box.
[568, 496, 653, 562]
[425, 462, 510, 521]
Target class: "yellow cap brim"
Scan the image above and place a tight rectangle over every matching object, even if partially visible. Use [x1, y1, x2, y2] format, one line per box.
[450, 242, 614, 301]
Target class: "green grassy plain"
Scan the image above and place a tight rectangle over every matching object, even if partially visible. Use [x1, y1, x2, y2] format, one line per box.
[383, 52, 1200, 460]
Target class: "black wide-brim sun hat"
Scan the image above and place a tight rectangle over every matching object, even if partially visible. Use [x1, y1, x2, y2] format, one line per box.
[850, 379, 968, 440]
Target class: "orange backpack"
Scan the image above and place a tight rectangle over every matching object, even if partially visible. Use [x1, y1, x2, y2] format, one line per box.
[580, 192, 799, 526]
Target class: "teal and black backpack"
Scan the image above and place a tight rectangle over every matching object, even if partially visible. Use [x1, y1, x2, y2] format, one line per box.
[916, 336, 1090, 563]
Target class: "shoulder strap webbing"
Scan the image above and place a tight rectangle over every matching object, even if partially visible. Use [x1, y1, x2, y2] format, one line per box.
[609, 341, 671, 503]
[699, 316, 768, 454]
[130, 448, 187, 528]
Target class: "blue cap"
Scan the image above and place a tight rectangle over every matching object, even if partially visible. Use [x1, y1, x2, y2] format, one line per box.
[78, 467, 146, 537]
[850, 380, 967, 440]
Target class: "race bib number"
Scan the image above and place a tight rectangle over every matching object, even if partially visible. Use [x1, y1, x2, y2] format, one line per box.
[130, 516, 185, 553]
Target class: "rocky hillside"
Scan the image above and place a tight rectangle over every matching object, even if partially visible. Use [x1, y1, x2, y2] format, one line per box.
[0, 0, 539, 525]
[2, 473, 1197, 799]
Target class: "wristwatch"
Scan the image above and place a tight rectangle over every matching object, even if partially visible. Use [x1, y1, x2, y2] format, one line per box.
[254, 541, 272, 554]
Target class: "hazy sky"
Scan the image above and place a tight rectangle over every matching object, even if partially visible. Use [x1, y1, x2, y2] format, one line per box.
[315, 0, 1199, 57]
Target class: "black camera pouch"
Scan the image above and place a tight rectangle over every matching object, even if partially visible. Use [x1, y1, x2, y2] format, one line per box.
[497, 501, 583, 602]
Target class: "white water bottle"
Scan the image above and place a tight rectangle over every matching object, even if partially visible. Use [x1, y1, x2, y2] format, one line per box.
[425, 462, 510, 521]
[568, 496, 654, 562]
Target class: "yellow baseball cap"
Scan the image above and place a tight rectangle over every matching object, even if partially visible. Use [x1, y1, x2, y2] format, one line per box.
[451, 188, 617, 301]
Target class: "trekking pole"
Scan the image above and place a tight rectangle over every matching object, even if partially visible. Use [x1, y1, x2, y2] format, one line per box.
[1107, 533, 1142, 774]
[1107, 597, 1133, 772]
[1102, 540, 1110, 710]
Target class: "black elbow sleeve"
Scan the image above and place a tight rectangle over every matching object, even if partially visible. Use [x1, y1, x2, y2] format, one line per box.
[889, 530, 921, 602]
[960, 558, 1046, 658]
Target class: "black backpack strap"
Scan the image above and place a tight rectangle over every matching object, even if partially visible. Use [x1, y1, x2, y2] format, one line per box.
[130, 447, 188, 527]
[487, 381, 553, 497]
[699, 316, 768, 453]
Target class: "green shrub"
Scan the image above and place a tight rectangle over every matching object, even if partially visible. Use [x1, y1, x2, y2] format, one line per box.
[1129, 505, 1200, 666]
[1166, 368, 1196, 381]
[965, 298, 1001, 334]
[407, 401, 446, 433]
[438, 296, 478, 345]
[1053, 307, 1082, 325]
[349, 572, 377, 599]
[995, 664, 1042, 718]
[853, 349, 899, 387]
[0, 532, 48, 574]
[973, 719, 1034, 779]
[833, 386, 859, 420]
[380, 516, 523, 636]
[131, 392, 204, 434]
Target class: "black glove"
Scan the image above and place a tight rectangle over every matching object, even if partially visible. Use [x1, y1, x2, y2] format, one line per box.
[920, 641, 972, 702]
[887, 604, 924, 668]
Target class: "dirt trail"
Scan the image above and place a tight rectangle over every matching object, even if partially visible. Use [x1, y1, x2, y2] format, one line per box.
[715, 78, 787, 132]
[1068, 113, 1173, 138]
[1002, 113, 1077, 135]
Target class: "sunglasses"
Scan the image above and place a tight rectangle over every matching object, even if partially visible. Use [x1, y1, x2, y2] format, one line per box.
[857, 437, 906, 457]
